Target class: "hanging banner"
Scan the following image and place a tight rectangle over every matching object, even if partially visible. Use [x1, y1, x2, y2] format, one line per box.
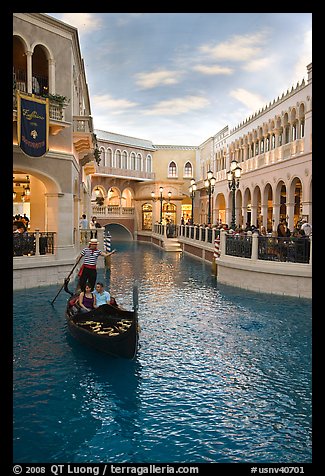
[17, 91, 49, 157]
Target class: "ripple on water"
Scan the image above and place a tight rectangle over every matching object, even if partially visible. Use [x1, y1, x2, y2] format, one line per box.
[13, 243, 312, 463]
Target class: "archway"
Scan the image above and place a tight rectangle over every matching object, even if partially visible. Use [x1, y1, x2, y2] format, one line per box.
[105, 223, 133, 242]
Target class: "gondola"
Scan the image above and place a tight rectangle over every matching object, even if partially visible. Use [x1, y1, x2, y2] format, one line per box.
[64, 280, 139, 359]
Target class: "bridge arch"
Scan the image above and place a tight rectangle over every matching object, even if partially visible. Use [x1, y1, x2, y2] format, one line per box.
[105, 223, 133, 242]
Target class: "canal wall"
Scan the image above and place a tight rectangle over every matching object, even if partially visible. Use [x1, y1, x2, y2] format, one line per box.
[136, 230, 312, 299]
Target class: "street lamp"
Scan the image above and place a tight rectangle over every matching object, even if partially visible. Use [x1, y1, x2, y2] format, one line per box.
[227, 158, 242, 230]
[189, 178, 197, 224]
[204, 170, 216, 225]
[151, 187, 171, 224]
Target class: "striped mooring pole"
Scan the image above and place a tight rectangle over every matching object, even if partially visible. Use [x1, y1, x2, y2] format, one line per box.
[104, 231, 112, 268]
[212, 237, 221, 276]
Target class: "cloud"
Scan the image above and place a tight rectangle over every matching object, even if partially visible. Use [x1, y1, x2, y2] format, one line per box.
[92, 94, 138, 114]
[144, 96, 209, 116]
[193, 64, 233, 75]
[59, 13, 102, 33]
[135, 70, 181, 89]
[229, 88, 266, 112]
[199, 31, 268, 62]
[243, 56, 275, 72]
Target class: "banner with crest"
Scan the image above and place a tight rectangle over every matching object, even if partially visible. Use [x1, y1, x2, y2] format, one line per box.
[17, 92, 49, 157]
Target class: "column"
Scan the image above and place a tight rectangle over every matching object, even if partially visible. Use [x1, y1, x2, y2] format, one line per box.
[26, 51, 33, 93]
[261, 203, 268, 229]
[286, 202, 295, 231]
[251, 205, 258, 228]
[273, 202, 281, 233]
[48, 59, 56, 94]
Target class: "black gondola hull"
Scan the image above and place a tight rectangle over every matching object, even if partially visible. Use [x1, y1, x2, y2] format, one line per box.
[66, 303, 138, 359]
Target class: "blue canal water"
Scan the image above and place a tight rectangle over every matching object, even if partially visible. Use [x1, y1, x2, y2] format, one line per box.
[13, 242, 312, 464]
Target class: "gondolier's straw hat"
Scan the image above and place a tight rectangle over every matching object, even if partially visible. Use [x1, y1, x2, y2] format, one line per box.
[89, 238, 98, 245]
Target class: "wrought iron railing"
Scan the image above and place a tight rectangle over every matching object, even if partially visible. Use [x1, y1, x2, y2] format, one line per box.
[226, 234, 252, 258]
[258, 236, 310, 263]
[13, 232, 55, 257]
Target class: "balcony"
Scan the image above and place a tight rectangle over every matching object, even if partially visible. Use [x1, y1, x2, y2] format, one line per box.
[92, 204, 135, 217]
[73, 116, 95, 155]
[13, 89, 70, 136]
[95, 164, 155, 182]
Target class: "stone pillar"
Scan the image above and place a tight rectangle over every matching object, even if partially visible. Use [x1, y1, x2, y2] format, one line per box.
[273, 202, 281, 233]
[251, 232, 259, 260]
[286, 202, 295, 231]
[26, 51, 33, 93]
[251, 205, 258, 228]
[48, 59, 56, 94]
[261, 203, 268, 229]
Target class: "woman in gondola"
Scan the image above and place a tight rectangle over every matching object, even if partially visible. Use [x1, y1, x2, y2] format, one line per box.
[78, 283, 97, 312]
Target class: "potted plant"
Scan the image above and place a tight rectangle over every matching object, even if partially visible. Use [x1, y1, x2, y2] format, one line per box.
[43, 93, 70, 107]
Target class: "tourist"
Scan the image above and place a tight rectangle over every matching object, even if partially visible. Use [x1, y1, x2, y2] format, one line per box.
[79, 213, 89, 244]
[77, 238, 116, 292]
[93, 282, 110, 307]
[300, 219, 312, 237]
[78, 283, 96, 312]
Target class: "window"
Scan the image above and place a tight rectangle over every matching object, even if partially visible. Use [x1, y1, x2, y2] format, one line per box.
[184, 162, 192, 177]
[122, 151, 128, 169]
[130, 153, 136, 170]
[107, 149, 112, 167]
[168, 161, 177, 177]
[300, 120, 305, 138]
[146, 155, 152, 172]
[136, 154, 142, 171]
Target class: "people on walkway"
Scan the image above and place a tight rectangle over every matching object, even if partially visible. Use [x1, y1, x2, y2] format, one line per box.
[93, 282, 110, 307]
[300, 219, 312, 237]
[77, 238, 116, 292]
[277, 219, 291, 238]
[79, 214, 89, 244]
[90, 216, 101, 239]
[78, 283, 96, 312]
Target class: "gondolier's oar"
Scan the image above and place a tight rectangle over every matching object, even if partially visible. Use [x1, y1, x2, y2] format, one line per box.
[133, 283, 139, 311]
[50, 255, 82, 305]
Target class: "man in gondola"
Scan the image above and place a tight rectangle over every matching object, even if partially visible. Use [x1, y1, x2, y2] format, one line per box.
[77, 238, 116, 292]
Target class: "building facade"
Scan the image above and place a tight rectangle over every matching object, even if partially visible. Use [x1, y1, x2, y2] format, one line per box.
[13, 13, 98, 288]
[208, 64, 312, 234]
[13, 12, 312, 292]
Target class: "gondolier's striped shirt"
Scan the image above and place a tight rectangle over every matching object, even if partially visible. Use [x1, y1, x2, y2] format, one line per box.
[80, 248, 102, 267]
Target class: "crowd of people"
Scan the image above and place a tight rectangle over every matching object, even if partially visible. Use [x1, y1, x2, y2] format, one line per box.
[179, 216, 312, 239]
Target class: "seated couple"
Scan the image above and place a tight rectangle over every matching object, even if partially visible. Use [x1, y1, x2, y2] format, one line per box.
[79, 282, 118, 313]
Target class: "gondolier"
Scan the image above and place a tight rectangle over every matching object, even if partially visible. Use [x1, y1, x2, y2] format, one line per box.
[77, 238, 116, 291]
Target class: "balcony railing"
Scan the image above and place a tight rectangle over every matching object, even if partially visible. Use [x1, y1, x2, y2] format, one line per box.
[92, 205, 135, 216]
[13, 90, 66, 121]
[95, 164, 155, 180]
[13, 231, 56, 257]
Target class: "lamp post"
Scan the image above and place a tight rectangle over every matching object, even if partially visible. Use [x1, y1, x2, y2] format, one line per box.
[189, 178, 197, 225]
[227, 158, 242, 230]
[204, 170, 216, 225]
[151, 187, 171, 224]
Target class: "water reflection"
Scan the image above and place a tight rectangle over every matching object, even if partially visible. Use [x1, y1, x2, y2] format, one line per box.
[13, 242, 312, 463]
[66, 337, 143, 462]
